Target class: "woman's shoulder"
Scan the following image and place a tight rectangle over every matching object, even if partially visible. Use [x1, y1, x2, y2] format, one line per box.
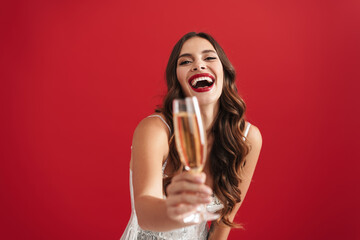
[131, 114, 170, 162]
[246, 122, 262, 150]
[133, 113, 171, 143]
[130, 114, 170, 170]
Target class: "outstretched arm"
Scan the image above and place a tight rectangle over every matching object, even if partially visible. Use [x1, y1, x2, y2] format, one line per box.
[131, 116, 213, 232]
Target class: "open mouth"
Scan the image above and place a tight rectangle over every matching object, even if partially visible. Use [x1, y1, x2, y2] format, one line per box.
[188, 73, 215, 92]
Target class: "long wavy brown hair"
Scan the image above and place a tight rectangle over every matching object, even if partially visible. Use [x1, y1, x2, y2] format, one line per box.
[156, 32, 249, 227]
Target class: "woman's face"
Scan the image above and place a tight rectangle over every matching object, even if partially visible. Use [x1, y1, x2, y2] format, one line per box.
[176, 37, 224, 106]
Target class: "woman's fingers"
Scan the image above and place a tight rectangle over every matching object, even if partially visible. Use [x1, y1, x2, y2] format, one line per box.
[166, 192, 211, 206]
[167, 180, 212, 195]
[167, 204, 199, 220]
[172, 171, 206, 184]
[165, 172, 213, 220]
[168, 172, 213, 196]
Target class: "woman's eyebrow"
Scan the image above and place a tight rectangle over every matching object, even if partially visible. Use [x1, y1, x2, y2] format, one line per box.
[178, 53, 192, 59]
[202, 49, 216, 54]
[178, 49, 217, 59]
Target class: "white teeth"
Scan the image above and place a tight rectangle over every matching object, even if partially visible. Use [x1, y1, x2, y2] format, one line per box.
[191, 76, 214, 87]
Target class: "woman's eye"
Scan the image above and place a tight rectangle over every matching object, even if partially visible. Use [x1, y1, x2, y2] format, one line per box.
[179, 60, 191, 65]
[205, 57, 217, 61]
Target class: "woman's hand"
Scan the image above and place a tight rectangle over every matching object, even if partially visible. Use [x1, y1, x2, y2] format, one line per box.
[165, 171, 213, 222]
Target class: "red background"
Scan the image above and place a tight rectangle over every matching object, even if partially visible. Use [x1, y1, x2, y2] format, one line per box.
[1, 0, 359, 239]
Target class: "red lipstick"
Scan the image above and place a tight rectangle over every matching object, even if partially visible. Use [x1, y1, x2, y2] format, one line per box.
[188, 73, 215, 93]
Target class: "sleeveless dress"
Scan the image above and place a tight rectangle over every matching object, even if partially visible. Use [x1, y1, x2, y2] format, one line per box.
[120, 115, 251, 240]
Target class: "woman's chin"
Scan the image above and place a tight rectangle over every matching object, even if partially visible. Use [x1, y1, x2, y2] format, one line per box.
[182, 86, 221, 107]
[196, 95, 220, 107]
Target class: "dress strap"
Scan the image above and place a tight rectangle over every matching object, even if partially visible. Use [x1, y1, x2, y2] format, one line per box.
[162, 159, 168, 177]
[243, 123, 251, 141]
[147, 114, 172, 135]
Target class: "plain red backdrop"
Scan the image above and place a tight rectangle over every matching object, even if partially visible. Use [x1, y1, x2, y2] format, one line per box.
[1, 0, 359, 239]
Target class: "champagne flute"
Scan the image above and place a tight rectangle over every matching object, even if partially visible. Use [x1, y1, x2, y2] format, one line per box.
[173, 96, 220, 224]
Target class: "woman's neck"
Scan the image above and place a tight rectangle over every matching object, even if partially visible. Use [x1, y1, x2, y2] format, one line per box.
[200, 102, 219, 132]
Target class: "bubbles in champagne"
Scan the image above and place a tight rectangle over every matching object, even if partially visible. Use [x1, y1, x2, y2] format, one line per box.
[174, 112, 205, 172]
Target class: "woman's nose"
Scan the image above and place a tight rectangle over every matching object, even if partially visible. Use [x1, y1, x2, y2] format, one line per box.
[192, 61, 206, 71]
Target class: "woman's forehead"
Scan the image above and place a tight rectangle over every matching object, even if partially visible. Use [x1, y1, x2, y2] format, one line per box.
[179, 37, 216, 55]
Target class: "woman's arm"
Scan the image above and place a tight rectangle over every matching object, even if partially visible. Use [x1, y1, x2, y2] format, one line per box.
[208, 124, 263, 240]
[131, 116, 212, 232]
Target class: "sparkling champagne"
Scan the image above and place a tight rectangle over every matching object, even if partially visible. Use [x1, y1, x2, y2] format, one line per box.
[174, 112, 205, 172]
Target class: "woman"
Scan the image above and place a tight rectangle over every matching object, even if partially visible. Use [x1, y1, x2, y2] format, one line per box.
[121, 32, 262, 240]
